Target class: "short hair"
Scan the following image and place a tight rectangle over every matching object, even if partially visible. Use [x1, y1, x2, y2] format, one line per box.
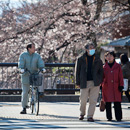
[120, 54, 128, 65]
[107, 51, 116, 58]
[26, 43, 35, 51]
[85, 43, 95, 49]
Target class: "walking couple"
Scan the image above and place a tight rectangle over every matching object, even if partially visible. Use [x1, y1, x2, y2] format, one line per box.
[75, 43, 124, 122]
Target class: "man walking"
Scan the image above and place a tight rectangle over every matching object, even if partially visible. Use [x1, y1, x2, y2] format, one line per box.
[75, 43, 103, 122]
[18, 43, 45, 114]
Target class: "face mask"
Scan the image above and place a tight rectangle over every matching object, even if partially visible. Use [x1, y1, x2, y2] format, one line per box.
[89, 49, 95, 56]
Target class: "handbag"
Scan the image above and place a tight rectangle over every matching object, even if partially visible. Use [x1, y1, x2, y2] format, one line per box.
[123, 79, 128, 91]
[99, 99, 106, 112]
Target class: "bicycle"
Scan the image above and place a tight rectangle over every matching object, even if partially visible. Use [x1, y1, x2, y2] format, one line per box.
[26, 69, 45, 116]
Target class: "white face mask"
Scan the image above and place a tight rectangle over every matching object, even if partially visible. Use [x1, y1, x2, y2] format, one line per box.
[89, 49, 95, 56]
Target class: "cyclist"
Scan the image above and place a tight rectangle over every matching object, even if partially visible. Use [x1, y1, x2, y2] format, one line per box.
[18, 43, 45, 114]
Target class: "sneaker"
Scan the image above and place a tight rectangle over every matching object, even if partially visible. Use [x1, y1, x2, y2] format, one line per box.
[79, 115, 84, 120]
[96, 104, 100, 107]
[20, 108, 26, 114]
[87, 117, 94, 122]
[26, 106, 29, 109]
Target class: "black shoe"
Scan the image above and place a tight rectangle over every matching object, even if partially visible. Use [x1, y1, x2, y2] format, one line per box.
[87, 117, 94, 122]
[20, 108, 26, 114]
[107, 119, 112, 121]
[117, 119, 121, 122]
[79, 115, 84, 120]
[128, 107, 130, 109]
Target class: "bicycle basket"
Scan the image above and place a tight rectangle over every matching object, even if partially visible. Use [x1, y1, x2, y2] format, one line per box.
[29, 74, 43, 86]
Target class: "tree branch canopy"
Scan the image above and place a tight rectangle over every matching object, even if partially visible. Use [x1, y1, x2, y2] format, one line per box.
[0, 0, 130, 63]
[94, 0, 103, 20]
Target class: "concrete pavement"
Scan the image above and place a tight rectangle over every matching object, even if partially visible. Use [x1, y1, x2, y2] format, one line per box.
[0, 102, 130, 129]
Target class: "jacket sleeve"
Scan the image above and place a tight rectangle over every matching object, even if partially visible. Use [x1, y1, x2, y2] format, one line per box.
[38, 55, 45, 70]
[75, 58, 81, 85]
[119, 65, 124, 86]
[18, 53, 25, 69]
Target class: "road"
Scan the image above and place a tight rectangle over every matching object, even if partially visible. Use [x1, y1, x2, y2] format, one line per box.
[0, 102, 130, 129]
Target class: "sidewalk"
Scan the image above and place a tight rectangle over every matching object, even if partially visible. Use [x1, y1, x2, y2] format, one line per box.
[0, 102, 130, 129]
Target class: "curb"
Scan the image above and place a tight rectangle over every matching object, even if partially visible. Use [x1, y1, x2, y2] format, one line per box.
[0, 95, 129, 102]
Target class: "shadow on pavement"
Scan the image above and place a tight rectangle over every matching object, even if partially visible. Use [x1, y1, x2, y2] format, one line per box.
[0, 117, 67, 129]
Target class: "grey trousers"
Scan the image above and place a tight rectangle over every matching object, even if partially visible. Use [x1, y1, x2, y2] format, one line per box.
[79, 81, 100, 118]
[21, 84, 30, 108]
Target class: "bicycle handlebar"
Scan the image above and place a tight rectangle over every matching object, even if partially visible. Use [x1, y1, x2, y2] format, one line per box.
[19, 68, 46, 74]
[25, 68, 46, 75]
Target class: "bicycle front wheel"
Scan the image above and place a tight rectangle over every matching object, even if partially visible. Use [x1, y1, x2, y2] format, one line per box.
[28, 88, 34, 114]
[34, 87, 39, 116]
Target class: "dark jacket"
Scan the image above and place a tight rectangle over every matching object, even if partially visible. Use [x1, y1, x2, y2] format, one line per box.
[75, 53, 103, 88]
[121, 61, 130, 87]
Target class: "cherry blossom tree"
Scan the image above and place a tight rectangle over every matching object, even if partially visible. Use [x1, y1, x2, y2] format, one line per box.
[0, 0, 130, 63]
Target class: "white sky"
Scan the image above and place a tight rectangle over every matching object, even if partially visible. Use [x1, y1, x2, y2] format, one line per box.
[0, 0, 40, 14]
[0, 0, 40, 7]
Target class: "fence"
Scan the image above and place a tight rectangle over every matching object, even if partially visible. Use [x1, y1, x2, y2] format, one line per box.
[0, 63, 79, 95]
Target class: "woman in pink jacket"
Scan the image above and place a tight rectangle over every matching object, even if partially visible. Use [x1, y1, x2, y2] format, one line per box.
[102, 51, 124, 121]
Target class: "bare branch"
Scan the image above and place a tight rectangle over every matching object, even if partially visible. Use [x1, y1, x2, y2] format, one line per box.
[94, 0, 104, 20]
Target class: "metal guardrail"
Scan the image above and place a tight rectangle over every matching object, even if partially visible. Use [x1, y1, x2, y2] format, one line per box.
[0, 63, 79, 95]
[0, 63, 75, 67]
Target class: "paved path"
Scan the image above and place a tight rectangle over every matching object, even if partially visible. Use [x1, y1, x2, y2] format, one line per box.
[0, 102, 130, 129]
[0, 119, 130, 129]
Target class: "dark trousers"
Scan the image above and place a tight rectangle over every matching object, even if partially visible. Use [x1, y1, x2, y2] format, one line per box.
[106, 102, 122, 120]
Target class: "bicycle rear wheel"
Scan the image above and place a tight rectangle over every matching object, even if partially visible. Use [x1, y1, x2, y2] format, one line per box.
[34, 87, 39, 116]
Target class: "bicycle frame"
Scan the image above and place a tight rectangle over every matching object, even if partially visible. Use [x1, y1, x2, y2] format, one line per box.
[26, 69, 43, 116]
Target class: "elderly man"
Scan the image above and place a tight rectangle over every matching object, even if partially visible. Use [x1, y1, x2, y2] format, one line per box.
[18, 43, 45, 114]
[75, 43, 103, 122]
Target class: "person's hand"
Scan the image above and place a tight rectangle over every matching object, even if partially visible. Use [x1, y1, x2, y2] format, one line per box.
[20, 69, 25, 74]
[118, 86, 124, 92]
[76, 85, 80, 89]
